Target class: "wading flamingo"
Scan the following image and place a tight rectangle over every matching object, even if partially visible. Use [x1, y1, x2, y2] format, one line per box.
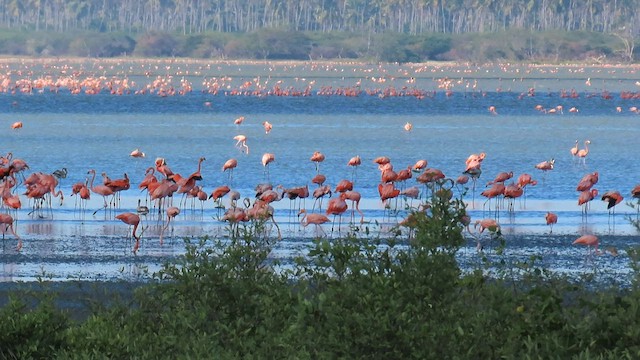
[115, 212, 141, 253]
[545, 212, 558, 233]
[160, 206, 180, 245]
[576, 140, 590, 165]
[0, 213, 20, 250]
[298, 209, 330, 237]
[234, 135, 249, 154]
[573, 234, 599, 255]
[262, 153, 275, 180]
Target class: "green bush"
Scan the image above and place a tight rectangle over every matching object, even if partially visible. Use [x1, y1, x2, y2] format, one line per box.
[2, 180, 640, 358]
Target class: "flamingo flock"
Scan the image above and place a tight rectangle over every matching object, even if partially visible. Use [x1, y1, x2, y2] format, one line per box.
[3, 59, 640, 260]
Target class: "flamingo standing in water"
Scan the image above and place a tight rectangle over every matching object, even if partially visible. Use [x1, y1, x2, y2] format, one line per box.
[160, 206, 180, 245]
[347, 155, 361, 181]
[262, 153, 275, 180]
[573, 234, 599, 255]
[115, 212, 141, 253]
[310, 151, 325, 172]
[545, 212, 558, 233]
[298, 209, 330, 237]
[87, 169, 115, 215]
[326, 193, 348, 233]
[601, 190, 624, 216]
[262, 121, 273, 134]
[0, 213, 20, 250]
[234, 135, 249, 154]
[569, 140, 579, 162]
[222, 158, 238, 182]
[576, 140, 590, 165]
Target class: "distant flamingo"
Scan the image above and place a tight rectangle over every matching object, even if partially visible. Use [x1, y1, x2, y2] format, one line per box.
[342, 190, 364, 224]
[573, 234, 599, 255]
[115, 212, 141, 253]
[234, 116, 245, 125]
[311, 173, 326, 187]
[11, 122, 22, 129]
[298, 209, 330, 237]
[545, 212, 558, 233]
[87, 169, 115, 215]
[487, 171, 513, 185]
[535, 158, 555, 172]
[234, 135, 249, 154]
[578, 188, 598, 214]
[473, 218, 501, 251]
[576, 140, 590, 165]
[312, 185, 332, 210]
[347, 155, 361, 181]
[262, 121, 273, 134]
[0, 213, 20, 250]
[601, 190, 623, 215]
[222, 158, 238, 181]
[488, 105, 497, 115]
[570, 140, 579, 161]
[159, 206, 180, 245]
[310, 151, 325, 172]
[412, 159, 428, 172]
[326, 194, 348, 232]
[130, 148, 145, 158]
[334, 179, 354, 193]
[262, 153, 275, 180]
[404, 122, 413, 131]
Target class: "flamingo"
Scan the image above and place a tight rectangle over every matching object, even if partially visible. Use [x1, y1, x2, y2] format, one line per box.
[310, 151, 325, 172]
[601, 190, 623, 215]
[545, 212, 558, 233]
[535, 159, 555, 172]
[570, 140, 579, 161]
[473, 218, 501, 251]
[578, 189, 598, 214]
[573, 234, 600, 255]
[234, 134, 249, 154]
[159, 206, 180, 245]
[312, 185, 332, 210]
[326, 194, 348, 232]
[347, 155, 361, 181]
[262, 121, 273, 134]
[262, 153, 275, 180]
[222, 158, 238, 181]
[334, 179, 354, 193]
[576, 140, 590, 165]
[342, 190, 364, 224]
[298, 209, 330, 237]
[0, 213, 20, 250]
[412, 159, 428, 172]
[87, 169, 114, 215]
[130, 148, 145, 158]
[115, 212, 141, 253]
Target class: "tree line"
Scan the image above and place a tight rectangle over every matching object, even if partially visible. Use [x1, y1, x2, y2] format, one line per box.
[0, 0, 637, 36]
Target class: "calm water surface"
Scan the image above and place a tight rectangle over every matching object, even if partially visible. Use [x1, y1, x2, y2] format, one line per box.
[1, 60, 640, 282]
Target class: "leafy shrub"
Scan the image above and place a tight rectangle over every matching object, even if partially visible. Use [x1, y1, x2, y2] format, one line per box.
[3, 179, 640, 358]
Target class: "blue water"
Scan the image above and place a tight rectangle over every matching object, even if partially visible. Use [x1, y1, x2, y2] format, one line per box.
[1, 59, 639, 282]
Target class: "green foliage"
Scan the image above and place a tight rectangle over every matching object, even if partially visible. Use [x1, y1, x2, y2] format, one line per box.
[2, 181, 640, 357]
[134, 32, 179, 57]
[0, 295, 68, 359]
[0, 28, 626, 62]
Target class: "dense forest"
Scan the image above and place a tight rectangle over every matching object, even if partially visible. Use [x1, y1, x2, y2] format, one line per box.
[1, 0, 637, 34]
[0, 0, 636, 62]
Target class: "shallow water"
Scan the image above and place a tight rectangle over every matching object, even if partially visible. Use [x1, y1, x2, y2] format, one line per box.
[1, 59, 640, 283]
